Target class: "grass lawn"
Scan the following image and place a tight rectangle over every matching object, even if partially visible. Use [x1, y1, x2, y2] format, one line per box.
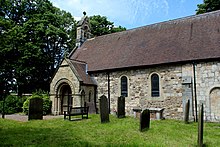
[0, 114, 220, 147]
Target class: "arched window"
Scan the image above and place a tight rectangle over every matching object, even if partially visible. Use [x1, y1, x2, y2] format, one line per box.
[89, 91, 92, 102]
[81, 90, 85, 107]
[121, 76, 128, 97]
[151, 74, 160, 97]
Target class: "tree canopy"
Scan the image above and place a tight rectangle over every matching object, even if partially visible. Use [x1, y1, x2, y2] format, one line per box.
[0, 0, 76, 96]
[0, 0, 126, 97]
[89, 15, 126, 36]
[196, 0, 220, 14]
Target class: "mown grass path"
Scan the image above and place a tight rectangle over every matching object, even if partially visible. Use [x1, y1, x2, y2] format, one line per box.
[0, 114, 219, 146]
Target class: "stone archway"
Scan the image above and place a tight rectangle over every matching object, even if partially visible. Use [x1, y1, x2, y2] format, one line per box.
[59, 84, 72, 114]
[210, 87, 220, 119]
[53, 78, 75, 115]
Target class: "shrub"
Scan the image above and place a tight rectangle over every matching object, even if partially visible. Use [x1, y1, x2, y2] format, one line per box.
[22, 91, 52, 115]
[0, 95, 26, 114]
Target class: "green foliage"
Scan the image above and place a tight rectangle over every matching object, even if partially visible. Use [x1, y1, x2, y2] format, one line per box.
[89, 15, 126, 36]
[196, 0, 220, 14]
[0, 0, 125, 95]
[0, 0, 76, 94]
[22, 91, 52, 115]
[0, 95, 26, 114]
[0, 115, 220, 146]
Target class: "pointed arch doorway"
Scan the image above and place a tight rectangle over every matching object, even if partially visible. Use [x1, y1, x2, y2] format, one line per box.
[60, 84, 72, 114]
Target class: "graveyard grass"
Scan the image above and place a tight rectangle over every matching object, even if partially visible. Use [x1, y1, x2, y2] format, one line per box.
[0, 115, 220, 146]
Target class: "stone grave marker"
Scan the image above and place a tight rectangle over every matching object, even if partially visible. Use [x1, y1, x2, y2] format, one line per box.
[117, 96, 125, 118]
[99, 95, 109, 123]
[182, 76, 194, 122]
[198, 103, 204, 147]
[140, 109, 150, 132]
[184, 99, 190, 124]
[28, 98, 43, 120]
[85, 102, 96, 114]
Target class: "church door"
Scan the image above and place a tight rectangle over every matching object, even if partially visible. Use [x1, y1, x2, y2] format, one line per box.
[61, 84, 72, 114]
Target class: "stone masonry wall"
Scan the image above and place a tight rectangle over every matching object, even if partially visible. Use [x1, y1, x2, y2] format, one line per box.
[93, 61, 220, 121]
[93, 64, 184, 119]
[50, 59, 81, 114]
[195, 61, 220, 122]
[182, 61, 220, 122]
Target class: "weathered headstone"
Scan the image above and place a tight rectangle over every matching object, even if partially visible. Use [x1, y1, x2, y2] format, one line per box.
[198, 103, 204, 147]
[28, 98, 43, 120]
[182, 76, 194, 122]
[184, 99, 190, 124]
[99, 95, 109, 123]
[140, 109, 150, 132]
[117, 96, 125, 118]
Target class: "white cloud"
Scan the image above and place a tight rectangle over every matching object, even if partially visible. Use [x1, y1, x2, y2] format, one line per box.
[50, 0, 169, 28]
[74, 16, 81, 21]
[128, 0, 169, 26]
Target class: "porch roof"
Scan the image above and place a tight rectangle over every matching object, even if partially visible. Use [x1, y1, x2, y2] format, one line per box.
[68, 59, 96, 85]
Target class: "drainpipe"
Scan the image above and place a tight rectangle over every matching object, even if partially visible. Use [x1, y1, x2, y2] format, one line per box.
[94, 85, 98, 114]
[193, 62, 198, 122]
[107, 72, 110, 113]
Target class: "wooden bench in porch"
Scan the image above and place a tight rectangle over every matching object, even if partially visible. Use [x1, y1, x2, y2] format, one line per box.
[64, 106, 89, 121]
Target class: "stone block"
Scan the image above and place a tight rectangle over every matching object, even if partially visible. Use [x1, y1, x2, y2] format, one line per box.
[140, 109, 150, 132]
[28, 98, 43, 121]
[117, 96, 125, 118]
[198, 104, 204, 147]
[99, 95, 109, 123]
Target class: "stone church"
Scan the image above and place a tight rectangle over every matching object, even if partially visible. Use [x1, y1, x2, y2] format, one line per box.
[50, 10, 220, 122]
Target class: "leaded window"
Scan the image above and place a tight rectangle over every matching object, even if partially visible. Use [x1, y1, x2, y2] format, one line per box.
[151, 74, 160, 97]
[121, 76, 128, 97]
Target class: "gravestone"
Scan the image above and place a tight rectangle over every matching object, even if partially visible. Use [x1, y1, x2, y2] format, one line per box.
[85, 102, 96, 114]
[198, 103, 204, 147]
[182, 76, 194, 121]
[99, 95, 109, 123]
[28, 98, 43, 120]
[140, 109, 150, 132]
[117, 96, 125, 118]
[184, 99, 190, 124]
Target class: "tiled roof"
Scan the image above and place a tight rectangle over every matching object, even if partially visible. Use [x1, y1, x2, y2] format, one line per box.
[71, 10, 220, 72]
[67, 59, 96, 85]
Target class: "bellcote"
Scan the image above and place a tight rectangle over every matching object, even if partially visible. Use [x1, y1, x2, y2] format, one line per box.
[76, 12, 92, 47]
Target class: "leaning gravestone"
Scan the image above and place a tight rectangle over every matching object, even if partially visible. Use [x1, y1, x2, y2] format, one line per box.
[99, 95, 109, 123]
[117, 96, 125, 118]
[184, 99, 190, 124]
[198, 103, 204, 147]
[140, 109, 150, 132]
[28, 98, 43, 121]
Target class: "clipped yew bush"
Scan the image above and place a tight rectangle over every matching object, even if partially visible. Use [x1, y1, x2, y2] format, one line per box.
[23, 91, 52, 115]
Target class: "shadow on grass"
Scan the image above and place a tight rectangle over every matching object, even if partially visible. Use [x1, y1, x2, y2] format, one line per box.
[0, 122, 93, 146]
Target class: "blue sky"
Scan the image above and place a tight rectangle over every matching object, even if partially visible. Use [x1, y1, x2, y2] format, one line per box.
[50, 0, 203, 29]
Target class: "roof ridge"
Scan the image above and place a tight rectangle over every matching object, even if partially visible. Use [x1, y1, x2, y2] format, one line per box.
[73, 10, 220, 72]
[129, 10, 220, 32]
[68, 58, 87, 64]
[84, 10, 220, 42]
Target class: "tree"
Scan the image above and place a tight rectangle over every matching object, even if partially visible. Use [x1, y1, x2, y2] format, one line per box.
[0, 0, 126, 97]
[89, 15, 126, 36]
[0, 0, 76, 96]
[196, 0, 220, 14]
